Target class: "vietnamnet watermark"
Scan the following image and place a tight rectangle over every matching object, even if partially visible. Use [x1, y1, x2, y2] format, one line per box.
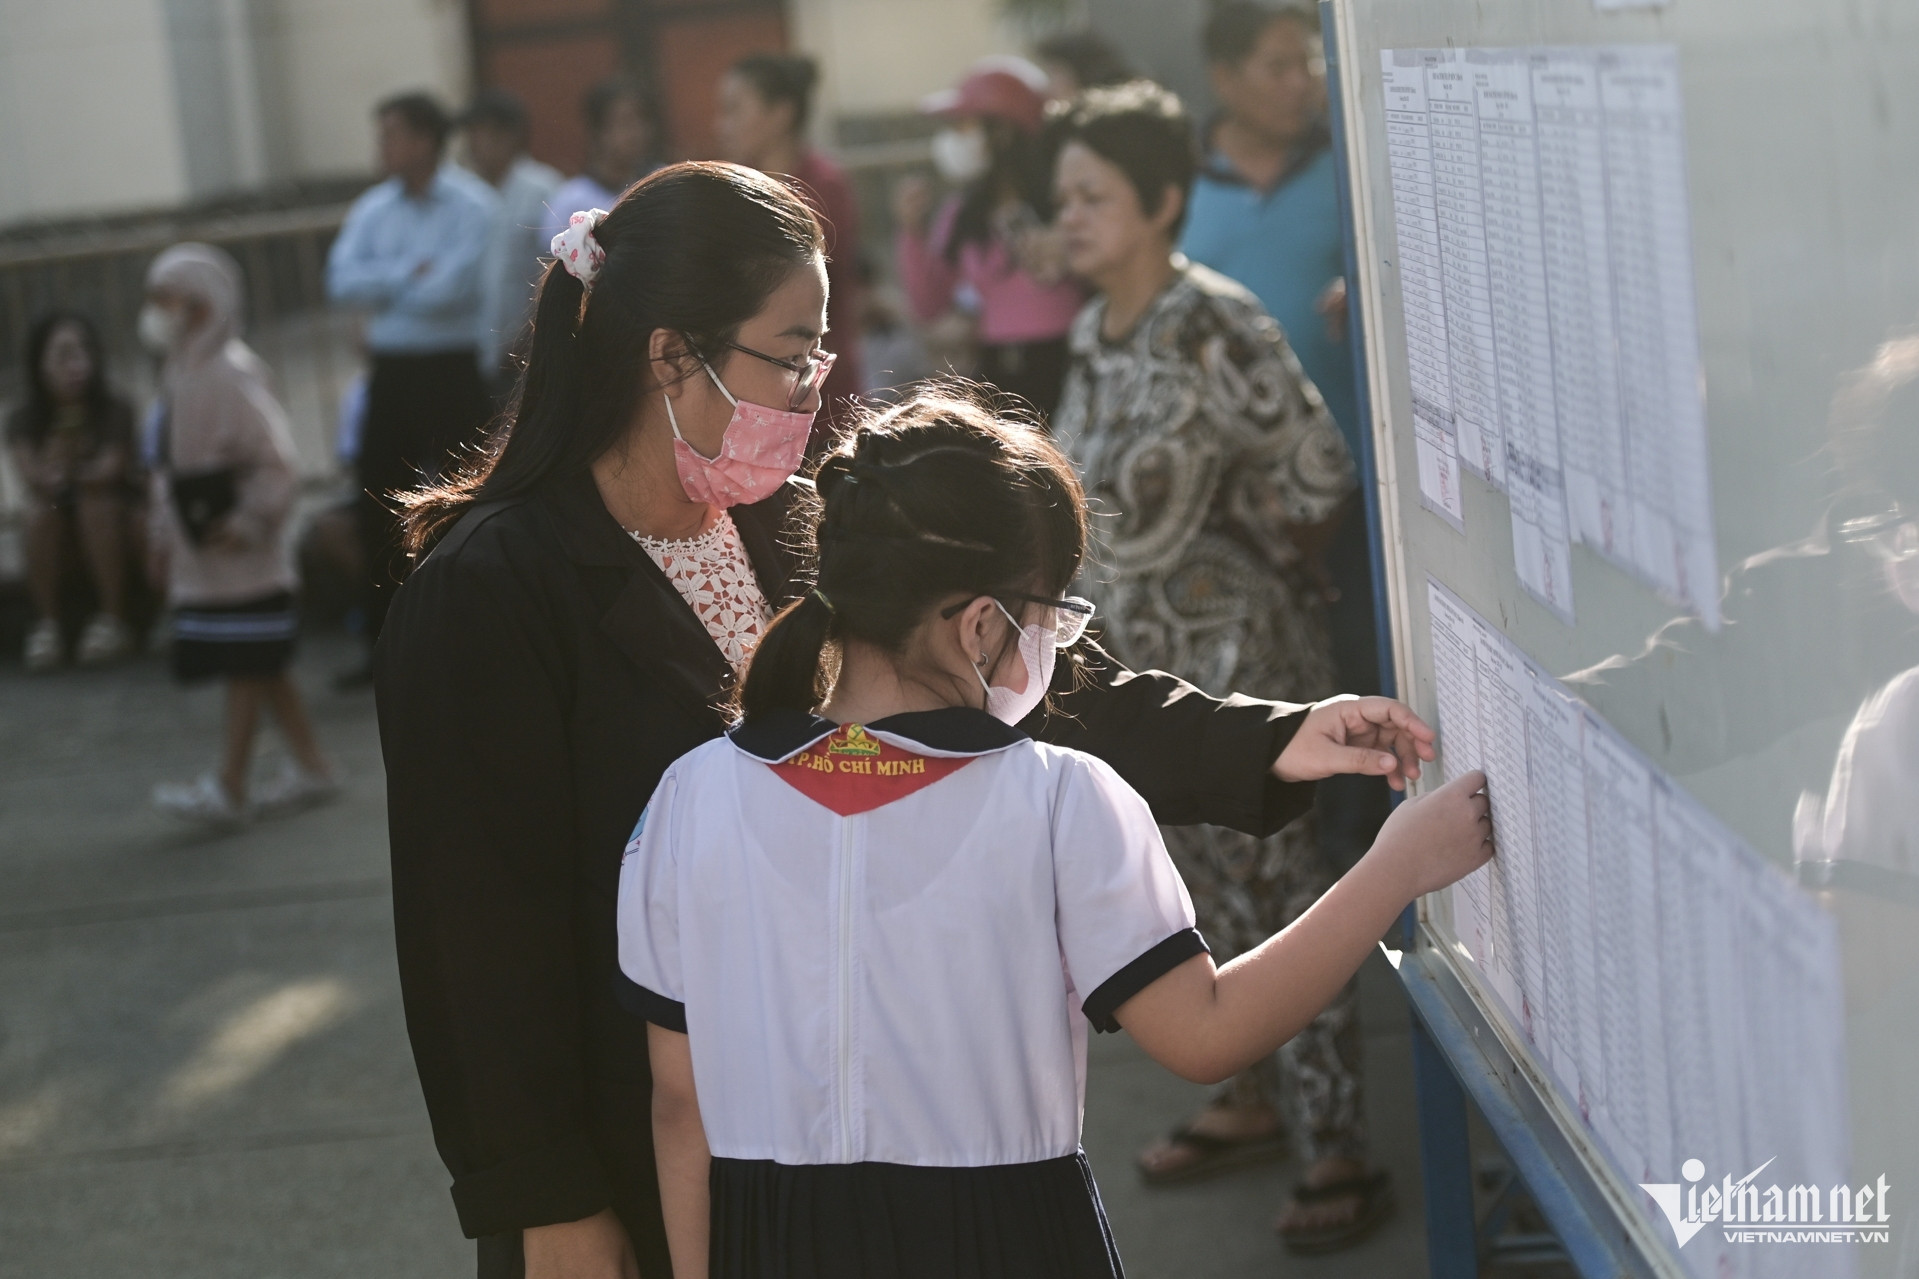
[1641, 1158, 1892, 1247]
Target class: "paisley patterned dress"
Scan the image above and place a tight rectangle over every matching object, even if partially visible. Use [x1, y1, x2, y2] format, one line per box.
[1054, 261, 1366, 1158]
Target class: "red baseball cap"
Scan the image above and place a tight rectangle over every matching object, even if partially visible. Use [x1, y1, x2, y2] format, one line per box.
[920, 56, 1051, 133]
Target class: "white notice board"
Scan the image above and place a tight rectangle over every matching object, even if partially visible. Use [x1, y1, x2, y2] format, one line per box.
[1331, 2, 1919, 1277]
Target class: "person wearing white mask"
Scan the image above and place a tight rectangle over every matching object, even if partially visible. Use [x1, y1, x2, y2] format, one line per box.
[376, 162, 1442, 1279]
[893, 57, 1085, 420]
[142, 243, 338, 825]
[622, 386, 1497, 1276]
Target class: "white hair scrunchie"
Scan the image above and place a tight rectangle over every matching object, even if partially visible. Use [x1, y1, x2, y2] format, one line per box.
[550, 208, 609, 291]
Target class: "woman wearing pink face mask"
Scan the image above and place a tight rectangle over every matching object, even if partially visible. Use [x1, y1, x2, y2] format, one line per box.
[374, 161, 1439, 1279]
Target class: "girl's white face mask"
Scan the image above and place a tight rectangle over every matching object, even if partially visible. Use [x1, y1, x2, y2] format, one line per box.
[931, 127, 991, 184]
[137, 303, 179, 354]
[973, 600, 1056, 726]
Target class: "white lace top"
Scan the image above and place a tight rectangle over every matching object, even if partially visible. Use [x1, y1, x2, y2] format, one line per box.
[630, 512, 770, 677]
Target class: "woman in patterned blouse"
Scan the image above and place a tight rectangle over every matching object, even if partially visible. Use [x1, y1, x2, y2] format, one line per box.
[1052, 82, 1391, 1253]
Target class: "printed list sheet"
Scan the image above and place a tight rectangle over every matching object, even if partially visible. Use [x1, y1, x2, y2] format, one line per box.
[1427, 578, 1847, 1279]
[1383, 48, 1721, 629]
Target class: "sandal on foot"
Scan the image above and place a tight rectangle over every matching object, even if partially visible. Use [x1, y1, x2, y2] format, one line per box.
[1136, 1123, 1290, 1186]
[1276, 1169, 1396, 1254]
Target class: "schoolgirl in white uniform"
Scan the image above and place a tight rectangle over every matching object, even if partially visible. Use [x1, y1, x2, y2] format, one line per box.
[617, 387, 1495, 1277]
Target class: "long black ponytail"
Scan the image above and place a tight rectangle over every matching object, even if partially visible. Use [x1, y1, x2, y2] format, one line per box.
[398, 161, 825, 554]
[738, 382, 1088, 720]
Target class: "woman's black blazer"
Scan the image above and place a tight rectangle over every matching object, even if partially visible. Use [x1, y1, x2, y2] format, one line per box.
[375, 469, 1321, 1272]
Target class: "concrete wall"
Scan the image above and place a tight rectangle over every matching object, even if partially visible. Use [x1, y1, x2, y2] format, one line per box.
[0, 0, 468, 226]
[0, 0, 192, 224]
[268, 0, 469, 178]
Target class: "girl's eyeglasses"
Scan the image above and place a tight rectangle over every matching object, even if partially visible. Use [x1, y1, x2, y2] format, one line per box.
[941, 592, 1097, 648]
[718, 340, 838, 412]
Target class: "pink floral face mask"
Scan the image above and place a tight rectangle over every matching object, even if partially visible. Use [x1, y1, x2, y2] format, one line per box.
[664, 361, 816, 508]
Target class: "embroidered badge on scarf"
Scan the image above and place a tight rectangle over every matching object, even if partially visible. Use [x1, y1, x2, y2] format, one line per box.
[771, 725, 970, 816]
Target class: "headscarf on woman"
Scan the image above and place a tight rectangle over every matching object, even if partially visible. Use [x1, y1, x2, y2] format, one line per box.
[145, 242, 299, 606]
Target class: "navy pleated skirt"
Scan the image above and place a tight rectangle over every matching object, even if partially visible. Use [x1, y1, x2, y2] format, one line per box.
[709, 1151, 1124, 1279]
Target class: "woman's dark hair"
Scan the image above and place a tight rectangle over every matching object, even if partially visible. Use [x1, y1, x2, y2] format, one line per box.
[11, 311, 114, 446]
[1202, 1, 1318, 68]
[731, 53, 820, 134]
[739, 384, 1088, 720]
[943, 121, 1058, 265]
[583, 75, 658, 137]
[398, 162, 824, 553]
[1034, 30, 1137, 89]
[1056, 81, 1199, 238]
[376, 91, 451, 151]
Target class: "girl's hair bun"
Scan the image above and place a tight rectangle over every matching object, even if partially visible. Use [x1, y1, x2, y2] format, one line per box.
[738, 380, 1087, 720]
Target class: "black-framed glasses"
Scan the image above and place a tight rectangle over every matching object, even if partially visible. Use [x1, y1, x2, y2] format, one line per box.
[941, 592, 1096, 647]
[717, 340, 838, 412]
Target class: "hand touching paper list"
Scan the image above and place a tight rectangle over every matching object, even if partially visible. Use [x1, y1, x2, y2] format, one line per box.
[1271, 694, 1437, 791]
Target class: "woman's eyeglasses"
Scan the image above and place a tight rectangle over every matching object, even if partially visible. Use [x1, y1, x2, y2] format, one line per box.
[718, 341, 838, 412]
[941, 592, 1097, 648]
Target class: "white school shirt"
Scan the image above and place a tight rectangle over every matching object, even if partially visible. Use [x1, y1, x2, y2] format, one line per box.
[616, 707, 1205, 1169]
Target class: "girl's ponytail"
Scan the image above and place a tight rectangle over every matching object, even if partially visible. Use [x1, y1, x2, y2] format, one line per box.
[739, 589, 836, 718]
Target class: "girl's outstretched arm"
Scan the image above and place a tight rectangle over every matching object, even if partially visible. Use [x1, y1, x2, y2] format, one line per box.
[649, 1025, 710, 1279]
[1116, 770, 1492, 1085]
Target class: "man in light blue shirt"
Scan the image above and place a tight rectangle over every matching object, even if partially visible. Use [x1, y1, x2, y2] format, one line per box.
[327, 92, 496, 684]
[328, 107, 497, 355]
[458, 89, 563, 390]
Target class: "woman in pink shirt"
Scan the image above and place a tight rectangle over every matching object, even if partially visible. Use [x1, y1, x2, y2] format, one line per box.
[895, 58, 1086, 420]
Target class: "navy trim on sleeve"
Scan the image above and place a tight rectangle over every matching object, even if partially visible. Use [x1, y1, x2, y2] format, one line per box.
[613, 973, 687, 1033]
[1081, 928, 1210, 1033]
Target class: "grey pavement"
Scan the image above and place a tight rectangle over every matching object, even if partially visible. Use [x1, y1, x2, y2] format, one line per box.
[0, 633, 1436, 1277]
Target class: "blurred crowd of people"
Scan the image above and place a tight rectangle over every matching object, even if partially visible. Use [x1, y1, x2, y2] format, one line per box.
[3, 0, 1395, 1252]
